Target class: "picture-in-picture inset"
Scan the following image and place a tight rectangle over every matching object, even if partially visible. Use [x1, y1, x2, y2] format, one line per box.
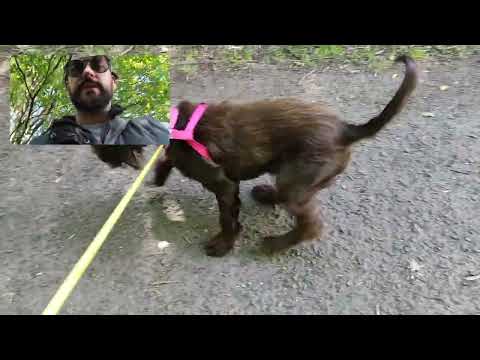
[9, 52, 171, 145]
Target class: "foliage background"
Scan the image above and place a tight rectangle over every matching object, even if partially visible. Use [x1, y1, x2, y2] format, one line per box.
[9, 52, 170, 144]
[171, 45, 479, 71]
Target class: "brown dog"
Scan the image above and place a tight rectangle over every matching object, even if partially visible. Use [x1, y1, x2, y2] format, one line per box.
[155, 55, 418, 257]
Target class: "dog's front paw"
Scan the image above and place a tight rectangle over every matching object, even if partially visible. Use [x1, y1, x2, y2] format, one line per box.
[204, 233, 234, 257]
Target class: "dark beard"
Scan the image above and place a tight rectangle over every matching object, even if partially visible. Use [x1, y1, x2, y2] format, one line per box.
[70, 83, 112, 113]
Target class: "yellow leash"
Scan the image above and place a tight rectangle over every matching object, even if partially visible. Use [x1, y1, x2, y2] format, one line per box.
[42, 145, 164, 315]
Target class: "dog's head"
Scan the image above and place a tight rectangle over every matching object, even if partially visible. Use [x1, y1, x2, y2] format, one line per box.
[91, 145, 146, 170]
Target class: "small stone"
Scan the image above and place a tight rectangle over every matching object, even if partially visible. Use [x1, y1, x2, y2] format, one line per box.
[157, 241, 170, 250]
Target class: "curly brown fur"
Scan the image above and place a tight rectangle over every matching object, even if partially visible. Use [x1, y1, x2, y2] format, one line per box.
[154, 55, 418, 257]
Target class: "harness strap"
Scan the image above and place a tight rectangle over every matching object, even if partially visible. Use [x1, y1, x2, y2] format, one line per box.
[169, 103, 213, 161]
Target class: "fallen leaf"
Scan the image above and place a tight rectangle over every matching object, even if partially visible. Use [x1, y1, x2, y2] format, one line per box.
[162, 198, 185, 222]
[157, 241, 170, 250]
[440, 85, 449, 91]
[465, 274, 480, 281]
[150, 281, 181, 286]
[409, 259, 424, 272]
[422, 112, 435, 118]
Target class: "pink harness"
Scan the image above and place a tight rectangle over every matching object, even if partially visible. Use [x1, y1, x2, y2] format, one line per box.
[169, 103, 212, 161]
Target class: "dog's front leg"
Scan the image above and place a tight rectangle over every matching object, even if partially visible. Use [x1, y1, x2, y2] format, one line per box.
[152, 153, 174, 186]
[203, 172, 241, 257]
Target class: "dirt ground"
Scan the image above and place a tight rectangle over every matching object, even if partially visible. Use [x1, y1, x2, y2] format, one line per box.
[0, 53, 479, 314]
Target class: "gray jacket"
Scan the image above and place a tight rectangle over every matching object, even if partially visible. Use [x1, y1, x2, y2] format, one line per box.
[30, 115, 170, 145]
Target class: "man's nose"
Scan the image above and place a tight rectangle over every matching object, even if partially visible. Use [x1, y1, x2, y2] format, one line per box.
[82, 64, 97, 79]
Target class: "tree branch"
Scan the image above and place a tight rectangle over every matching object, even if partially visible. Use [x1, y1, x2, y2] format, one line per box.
[25, 100, 56, 144]
[9, 105, 29, 139]
[13, 56, 33, 99]
[20, 55, 65, 143]
[29, 55, 54, 103]
[10, 117, 29, 144]
[12, 101, 29, 126]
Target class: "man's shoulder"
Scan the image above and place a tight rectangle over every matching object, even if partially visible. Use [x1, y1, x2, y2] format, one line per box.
[29, 132, 51, 144]
[130, 115, 168, 129]
[29, 116, 95, 145]
[123, 116, 170, 145]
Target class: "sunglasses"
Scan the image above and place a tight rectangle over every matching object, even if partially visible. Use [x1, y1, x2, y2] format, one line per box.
[65, 55, 112, 78]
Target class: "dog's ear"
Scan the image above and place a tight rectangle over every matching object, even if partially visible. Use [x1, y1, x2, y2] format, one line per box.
[177, 101, 196, 116]
[175, 100, 196, 130]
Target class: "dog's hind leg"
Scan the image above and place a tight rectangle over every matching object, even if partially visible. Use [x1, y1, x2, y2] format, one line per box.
[263, 198, 323, 253]
[261, 159, 340, 253]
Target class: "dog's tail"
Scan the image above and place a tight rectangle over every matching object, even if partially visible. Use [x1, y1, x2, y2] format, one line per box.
[340, 55, 418, 146]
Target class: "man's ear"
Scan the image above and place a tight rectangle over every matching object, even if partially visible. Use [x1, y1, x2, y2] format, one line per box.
[112, 71, 119, 91]
[64, 78, 72, 93]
